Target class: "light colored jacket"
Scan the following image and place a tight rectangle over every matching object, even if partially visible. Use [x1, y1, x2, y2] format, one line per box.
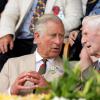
[0, 0, 83, 37]
[0, 52, 64, 95]
[82, 0, 88, 15]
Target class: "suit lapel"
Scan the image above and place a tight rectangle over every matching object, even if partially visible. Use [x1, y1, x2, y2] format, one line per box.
[16, 0, 34, 30]
[20, 53, 36, 73]
[23, 0, 34, 16]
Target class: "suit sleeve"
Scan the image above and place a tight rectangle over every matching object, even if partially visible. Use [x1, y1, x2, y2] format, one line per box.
[0, 0, 20, 38]
[62, 0, 83, 36]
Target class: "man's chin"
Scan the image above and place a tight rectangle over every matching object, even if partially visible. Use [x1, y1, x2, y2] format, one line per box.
[50, 53, 60, 58]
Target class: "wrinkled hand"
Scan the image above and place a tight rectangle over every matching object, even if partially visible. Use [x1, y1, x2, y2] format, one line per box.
[80, 47, 93, 71]
[11, 71, 48, 95]
[28, 71, 48, 88]
[0, 34, 14, 54]
[68, 30, 79, 46]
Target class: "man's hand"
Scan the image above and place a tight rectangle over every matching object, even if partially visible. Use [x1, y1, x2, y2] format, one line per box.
[68, 30, 79, 46]
[0, 34, 14, 54]
[10, 71, 48, 95]
[80, 47, 93, 71]
[28, 71, 48, 88]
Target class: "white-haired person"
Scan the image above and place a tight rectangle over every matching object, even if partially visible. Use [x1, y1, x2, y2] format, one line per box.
[68, 0, 100, 60]
[80, 15, 100, 78]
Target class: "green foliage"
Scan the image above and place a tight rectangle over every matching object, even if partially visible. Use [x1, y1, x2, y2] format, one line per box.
[50, 59, 100, 100]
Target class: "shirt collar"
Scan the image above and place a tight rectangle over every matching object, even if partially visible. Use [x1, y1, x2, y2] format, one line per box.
[36, 49, 55, 63]
[36, 50, 43, 62]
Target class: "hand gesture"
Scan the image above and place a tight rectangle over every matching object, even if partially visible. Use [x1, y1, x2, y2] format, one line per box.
[80, 47, 93, 71]
[10, 71, 48, 95]
[68, 30, 79, 46]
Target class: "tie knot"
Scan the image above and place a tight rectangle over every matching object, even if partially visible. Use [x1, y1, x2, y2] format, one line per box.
[42, 59, 47, 63]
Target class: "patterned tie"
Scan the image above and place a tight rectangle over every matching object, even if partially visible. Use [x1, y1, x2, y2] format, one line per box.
[33, 59, 47, 93]
[30, 0, 47, 32]
[32, 0, 47, 23]
[38, 59, 47, 74]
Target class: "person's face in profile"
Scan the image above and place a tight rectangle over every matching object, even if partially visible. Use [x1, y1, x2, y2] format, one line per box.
[82, 23, 100, 57]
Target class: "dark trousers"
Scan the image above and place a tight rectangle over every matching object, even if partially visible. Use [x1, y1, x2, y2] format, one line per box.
[0, 38, 37, 71]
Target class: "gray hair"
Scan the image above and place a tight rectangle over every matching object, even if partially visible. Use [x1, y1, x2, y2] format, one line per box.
[31, 14, 64, 36]
[82, 15, 100, 34]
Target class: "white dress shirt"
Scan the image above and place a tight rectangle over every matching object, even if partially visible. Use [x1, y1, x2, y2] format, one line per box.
[35, 50, 55, 72]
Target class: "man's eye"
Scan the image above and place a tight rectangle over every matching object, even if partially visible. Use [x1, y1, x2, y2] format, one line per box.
[60, 34, 64, 38]
[50, 34, 56, 37]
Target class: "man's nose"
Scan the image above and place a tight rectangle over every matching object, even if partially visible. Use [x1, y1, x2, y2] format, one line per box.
[81, 36, 86, 46]
[55, 36, 62, 45]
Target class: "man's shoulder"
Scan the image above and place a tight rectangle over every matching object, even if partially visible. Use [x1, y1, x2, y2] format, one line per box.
[54, 57, 64, 70]
[3, 53, 35, 72]
[7, 53, 34, 64]
[55, 56, 63, 64]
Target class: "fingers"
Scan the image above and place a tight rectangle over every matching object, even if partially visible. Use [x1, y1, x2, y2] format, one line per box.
[17, 71, 40, 80]
[11, 77, 36, 95]
[68, 37, 75, 46]
[28, 71, 41, 80]
[0, 34, 13, 54]
[69, 31, 79, 46]
[79, 47, 93, 71]
[11, 72, 40, 95]
[11, 72, 33, 95]
[17, 72, 40, 84]
[11, 71, 47, 95]
[0, 44, 5, 54]
[25, 71, 48, 87]
[26, 77, 39, 84]
[18, 84, 38, 90]
[69, 31, 76, 40]
[16, 72, 30, 80]
[9, 40, 14, 50]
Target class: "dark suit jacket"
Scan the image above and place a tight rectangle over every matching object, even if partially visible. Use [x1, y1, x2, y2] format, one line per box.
[85, 0, 99, 16]
[82, 60, 100, 80]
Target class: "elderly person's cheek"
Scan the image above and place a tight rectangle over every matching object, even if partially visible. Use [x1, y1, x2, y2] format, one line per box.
[46, 41, 54, 53]
[47, 41, 52, 49]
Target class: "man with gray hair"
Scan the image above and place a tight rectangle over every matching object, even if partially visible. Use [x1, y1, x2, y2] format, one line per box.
[0, 0, 83, 71]
[80, 15, 100, 75]
[0, 14, 65, 95]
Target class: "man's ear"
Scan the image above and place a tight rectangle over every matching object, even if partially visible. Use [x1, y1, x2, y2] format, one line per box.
[34, 32, 40, 43]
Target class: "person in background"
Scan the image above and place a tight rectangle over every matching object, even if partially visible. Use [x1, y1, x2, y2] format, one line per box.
[0, 0, 83, 71]
[80, 15, 100, 78]
[68, 0, 100, 60]
[0, 14, 65, 95]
